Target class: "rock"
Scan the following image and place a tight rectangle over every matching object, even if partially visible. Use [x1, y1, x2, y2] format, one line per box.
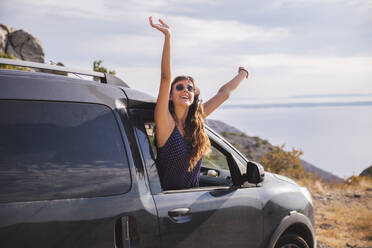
[346, 243, 356, 248]
[1, 24, 45, 63]
[8, 29, 44, 62]
[353, 193, 361, 198]
[319, 223, 333, 230]
[317, 242, 331, 248]
[0, 24, 9, 51]
[360, 165, 372, 177]
[5, 42, 18, 59]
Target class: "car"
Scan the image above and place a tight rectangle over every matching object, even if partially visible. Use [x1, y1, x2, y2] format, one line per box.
[0, 58, 316, 248]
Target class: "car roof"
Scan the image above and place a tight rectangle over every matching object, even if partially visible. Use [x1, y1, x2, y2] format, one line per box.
[0, 60, 157, 108]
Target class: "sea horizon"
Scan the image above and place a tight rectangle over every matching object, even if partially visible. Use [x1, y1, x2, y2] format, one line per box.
[209, 94, 372, 179]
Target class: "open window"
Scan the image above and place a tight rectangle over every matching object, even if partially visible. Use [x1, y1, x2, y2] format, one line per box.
[129, 108, 247, 193]
[142, 121, 241, 189]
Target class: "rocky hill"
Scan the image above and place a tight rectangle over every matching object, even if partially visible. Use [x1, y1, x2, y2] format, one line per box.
[360, 165, 372, 177]
[0, 24, 44, 62]
[206, 119, 342, 182]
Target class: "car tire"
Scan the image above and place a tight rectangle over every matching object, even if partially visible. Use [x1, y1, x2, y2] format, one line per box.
[274, 233, 310, 248]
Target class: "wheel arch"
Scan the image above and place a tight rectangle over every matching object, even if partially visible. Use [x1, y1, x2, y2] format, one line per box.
[267, 211, 316, 248]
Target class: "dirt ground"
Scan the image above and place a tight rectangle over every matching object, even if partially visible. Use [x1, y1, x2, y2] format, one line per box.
[310, 180, 372, 248]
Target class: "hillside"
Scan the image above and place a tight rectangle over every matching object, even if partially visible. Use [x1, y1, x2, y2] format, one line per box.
[206, 119, 341, 182]
[360, 166, 372, 177]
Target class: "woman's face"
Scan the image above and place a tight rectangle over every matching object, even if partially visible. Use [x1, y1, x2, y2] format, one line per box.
[170, 79, 195, 107]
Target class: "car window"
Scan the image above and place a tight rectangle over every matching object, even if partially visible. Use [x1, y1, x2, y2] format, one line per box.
[199, 142, 232, 187]
[202, 145, 229, 171]
[143, 122, 233, 189]
[0, 100, 131, 203]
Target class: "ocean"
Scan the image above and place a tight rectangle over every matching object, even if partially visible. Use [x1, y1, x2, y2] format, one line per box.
[208, 95, 372, 179]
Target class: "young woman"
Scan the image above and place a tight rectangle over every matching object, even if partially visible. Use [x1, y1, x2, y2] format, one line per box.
[149, 16, 249, 190]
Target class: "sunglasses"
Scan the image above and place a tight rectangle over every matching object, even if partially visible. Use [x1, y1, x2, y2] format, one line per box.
[175, 84, 194, 92]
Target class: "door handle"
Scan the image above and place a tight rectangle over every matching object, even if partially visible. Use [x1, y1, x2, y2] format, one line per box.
[168, 208, 192, 223]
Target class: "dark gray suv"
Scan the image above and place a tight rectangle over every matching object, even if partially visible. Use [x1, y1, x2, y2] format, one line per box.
[0, 58, 316, 248]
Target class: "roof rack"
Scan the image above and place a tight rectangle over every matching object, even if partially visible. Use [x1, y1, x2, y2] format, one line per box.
[0, 58, 129, 88]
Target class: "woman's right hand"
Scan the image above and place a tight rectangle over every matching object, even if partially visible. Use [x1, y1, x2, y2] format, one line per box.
[149, 16, 171, 36]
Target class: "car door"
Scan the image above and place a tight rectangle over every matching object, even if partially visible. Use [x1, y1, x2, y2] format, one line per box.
[130, 110, 264, 248]
[0, 81, 160, 248]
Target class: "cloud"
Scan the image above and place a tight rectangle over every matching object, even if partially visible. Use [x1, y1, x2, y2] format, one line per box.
[235, 54, 372, 97]
[103, 53, 372, 100]
[170, 16, 290, 47]
[269, 0, 372, 18]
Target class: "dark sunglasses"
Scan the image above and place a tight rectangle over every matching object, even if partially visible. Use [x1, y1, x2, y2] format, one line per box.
[175, 84, 194, 92]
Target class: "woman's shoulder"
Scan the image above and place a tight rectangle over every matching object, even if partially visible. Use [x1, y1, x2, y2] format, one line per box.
[155, 113, 175, 147]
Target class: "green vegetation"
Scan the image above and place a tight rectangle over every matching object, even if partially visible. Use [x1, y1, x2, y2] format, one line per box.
[93, 60, 116, 81]
[247, 148, 254, 159]
[221, 131, 229, 137]
[0, 52, 28, 71]
[253, 136, 262, 148]
[93, 60, 116, 73]
[240, 133, 248, 138]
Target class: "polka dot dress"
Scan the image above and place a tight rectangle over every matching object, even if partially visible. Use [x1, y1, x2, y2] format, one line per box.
[157, 125, 202, 190]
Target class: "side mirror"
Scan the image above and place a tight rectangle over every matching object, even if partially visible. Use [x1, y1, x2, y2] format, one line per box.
[245, 161, 265, 184]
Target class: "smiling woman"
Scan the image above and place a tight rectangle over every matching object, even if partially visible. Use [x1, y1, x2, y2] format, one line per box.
[149, 16, 249, 190]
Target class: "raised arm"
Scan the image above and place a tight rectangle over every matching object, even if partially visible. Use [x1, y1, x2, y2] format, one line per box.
[149, 17, 174, 146]
[203, 67, 249, 117]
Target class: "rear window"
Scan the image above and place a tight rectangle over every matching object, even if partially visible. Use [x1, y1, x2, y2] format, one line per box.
[0, 100, 131, 203]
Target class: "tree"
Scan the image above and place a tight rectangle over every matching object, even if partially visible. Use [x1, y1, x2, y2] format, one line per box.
[93, 60, 116, 74]
[93, 60, 116, 82]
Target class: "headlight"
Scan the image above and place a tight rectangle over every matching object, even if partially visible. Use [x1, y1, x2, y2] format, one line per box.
[300, 187, 312, 204]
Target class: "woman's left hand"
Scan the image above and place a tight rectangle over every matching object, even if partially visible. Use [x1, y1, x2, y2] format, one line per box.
[238, 66, 249, 79]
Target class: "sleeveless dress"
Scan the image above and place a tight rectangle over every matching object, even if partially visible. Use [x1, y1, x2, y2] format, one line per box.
[157, 125, 202, 190]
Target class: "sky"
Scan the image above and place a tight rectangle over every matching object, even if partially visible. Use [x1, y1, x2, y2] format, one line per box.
[1, 0, 372, 101]
[1, 0, 372, 177]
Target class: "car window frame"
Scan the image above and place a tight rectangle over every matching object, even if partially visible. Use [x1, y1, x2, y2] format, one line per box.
[129, 108, 250, 195]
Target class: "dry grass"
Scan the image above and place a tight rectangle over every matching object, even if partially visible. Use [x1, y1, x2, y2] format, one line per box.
[296, 176, 372, 248]
[316, 200, 372, 247]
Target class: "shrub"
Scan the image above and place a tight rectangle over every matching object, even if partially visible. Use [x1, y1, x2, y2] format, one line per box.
[0, 51, 28, 71]
[220, 131, 229, 138]
[260, 145, 311, 180]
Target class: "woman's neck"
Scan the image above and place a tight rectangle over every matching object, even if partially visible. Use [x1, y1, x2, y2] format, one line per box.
[173, 105, 188, 128]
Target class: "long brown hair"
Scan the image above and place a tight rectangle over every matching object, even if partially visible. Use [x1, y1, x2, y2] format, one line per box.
[169, 76, 211, 172]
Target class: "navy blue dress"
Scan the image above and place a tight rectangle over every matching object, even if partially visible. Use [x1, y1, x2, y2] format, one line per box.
[157, 125, 202, 190]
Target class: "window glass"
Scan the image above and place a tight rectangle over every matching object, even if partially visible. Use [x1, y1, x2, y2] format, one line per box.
[202, 145, 229, 171]
[0, 100, 131, 203]
[200, 143, 232, 187]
